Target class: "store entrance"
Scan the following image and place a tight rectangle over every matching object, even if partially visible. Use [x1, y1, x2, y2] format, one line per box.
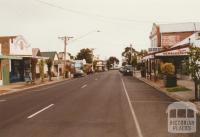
[10, 60, 24, 83]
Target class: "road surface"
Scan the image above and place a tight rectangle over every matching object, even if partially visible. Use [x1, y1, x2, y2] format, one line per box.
[0, 71, 199, 137]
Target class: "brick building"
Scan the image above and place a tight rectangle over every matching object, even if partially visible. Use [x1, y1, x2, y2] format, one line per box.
[143, 22, 200, 80]
[150, 22, 200, 49]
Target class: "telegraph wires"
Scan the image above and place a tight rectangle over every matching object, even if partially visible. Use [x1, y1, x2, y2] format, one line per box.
[34, 0, 168, 24]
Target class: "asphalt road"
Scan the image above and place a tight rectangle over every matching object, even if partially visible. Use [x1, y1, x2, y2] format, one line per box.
[0, 71, 199, 137]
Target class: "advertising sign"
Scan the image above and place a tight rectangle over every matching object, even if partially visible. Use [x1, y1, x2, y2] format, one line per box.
[162, 35, 180, 47]
[155, 48, 189, 56]
[10, 35, 32, 56]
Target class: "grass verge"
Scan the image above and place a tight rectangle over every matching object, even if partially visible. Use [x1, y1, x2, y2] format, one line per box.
[166, 86, 191, 92]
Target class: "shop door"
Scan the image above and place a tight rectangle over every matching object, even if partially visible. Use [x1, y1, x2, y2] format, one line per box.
[2, 65, 9, 85]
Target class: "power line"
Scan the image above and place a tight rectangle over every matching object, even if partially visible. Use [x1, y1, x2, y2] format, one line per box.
[34, 0, 166, 24]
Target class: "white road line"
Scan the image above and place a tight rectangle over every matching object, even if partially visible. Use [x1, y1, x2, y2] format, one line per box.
[81, 84, 87, 88]
[0, 99, 6, 102]
[27, 104, 54, 119]
[121, 78, 144, 137]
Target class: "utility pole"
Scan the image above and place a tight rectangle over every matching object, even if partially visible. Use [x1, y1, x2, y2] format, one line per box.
[58, 36, 73, 78]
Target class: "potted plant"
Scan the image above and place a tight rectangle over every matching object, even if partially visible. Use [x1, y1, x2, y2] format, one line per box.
[161, 63, 177, 87]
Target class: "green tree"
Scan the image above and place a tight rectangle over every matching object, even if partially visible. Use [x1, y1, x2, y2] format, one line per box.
[31, 59, 38, 82]
[107, 56, 119, 69]
[93, 60, 98, 71]
[76, 48, 93, 63]
[68, 53, 75, 60]
[122, 47, 138, 65]
[187, 46, 200, 100]
[46, 59, 53, 81]
[39, 60, 45, 82]
[138, 49, 148, 56]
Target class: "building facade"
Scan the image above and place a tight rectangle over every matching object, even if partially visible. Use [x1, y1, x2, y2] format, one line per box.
[144, 22, 200, 80]
[0, 35, 32, 85]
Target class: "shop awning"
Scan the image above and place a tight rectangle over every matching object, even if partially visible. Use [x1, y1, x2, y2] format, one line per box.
[155, 47, 189, 57]
[0, 55, 23, 60]
[9, 55, 49, 60]
[142, 54, 154, 60]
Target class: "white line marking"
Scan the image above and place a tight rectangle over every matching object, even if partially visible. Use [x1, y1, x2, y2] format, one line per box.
[27, 104, 54, 119]
[81, 84, 87, 88]
[121, 78, 144, 137]
[95, 78, 98, 81]
[0, 99, 6, 102]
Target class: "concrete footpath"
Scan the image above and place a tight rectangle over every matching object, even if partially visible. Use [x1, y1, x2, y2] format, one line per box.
[0, 77, 70, 96]
[134, 71, 200, 113]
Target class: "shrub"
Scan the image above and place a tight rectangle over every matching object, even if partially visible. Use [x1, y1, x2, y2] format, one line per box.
[161, 63, 175, 75]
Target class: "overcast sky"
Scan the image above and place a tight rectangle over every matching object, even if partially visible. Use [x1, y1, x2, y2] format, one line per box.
[0, 0, 200, 61]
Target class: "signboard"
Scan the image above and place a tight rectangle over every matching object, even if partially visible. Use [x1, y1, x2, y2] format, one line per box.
[155, 48, 189, 56]
[10, 35, 32, 56]
[143, 55, 154, 60]
[162, 35, 180, 48]
[148, 47, 162, 53]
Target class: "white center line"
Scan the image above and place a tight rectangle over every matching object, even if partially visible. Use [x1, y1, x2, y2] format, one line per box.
[121, 78, 144, 137]
[27, 104, 54, 119]
[81, 84, 87, 88]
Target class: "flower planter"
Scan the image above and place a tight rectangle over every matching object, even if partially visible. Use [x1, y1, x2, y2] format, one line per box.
[163, 75, 177, 87]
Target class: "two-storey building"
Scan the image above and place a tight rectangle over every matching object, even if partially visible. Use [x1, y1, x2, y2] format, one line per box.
[144, 22, 200, 80]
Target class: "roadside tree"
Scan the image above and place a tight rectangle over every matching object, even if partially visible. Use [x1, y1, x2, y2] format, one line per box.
[46, 59, 53, 81]
[76, 48, 93, 63]
[107, 56, 119, 70]
[187, 46, 200, 100]
[39, 60, 45, 82]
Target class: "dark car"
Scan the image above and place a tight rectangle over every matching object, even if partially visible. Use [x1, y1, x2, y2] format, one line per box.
[123, 65, 133, 76]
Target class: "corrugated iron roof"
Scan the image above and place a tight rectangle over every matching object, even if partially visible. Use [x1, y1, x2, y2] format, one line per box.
[159, 22, 200, 33]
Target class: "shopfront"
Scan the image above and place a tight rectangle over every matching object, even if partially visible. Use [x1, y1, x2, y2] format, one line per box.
[155, 47, 190, 79]
[9, 35, 32, 83]
[10, 58, 31, 83]
[0, 55, 22, 85]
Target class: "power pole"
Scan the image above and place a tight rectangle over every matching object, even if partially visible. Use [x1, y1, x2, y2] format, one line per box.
[58, 36, 73, 78]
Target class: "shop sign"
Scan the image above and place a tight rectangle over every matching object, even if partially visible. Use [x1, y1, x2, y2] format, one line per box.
[156, 48, 189, 56]
[162, 35, 180, 47]
[10, 35, 32, 56]
[143, 55, 154, 60]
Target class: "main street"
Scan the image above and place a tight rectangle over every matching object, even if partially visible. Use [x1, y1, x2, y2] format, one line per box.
[0, 71, 199, 137]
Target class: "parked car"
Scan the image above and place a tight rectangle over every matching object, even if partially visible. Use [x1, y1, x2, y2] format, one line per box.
[119, 66, 125, 73]
[74, 69, 84, 78]
[123, 65, 133, 76]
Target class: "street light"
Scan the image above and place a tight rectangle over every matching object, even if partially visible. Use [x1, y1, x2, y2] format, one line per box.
[70, 30, 100, 43]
